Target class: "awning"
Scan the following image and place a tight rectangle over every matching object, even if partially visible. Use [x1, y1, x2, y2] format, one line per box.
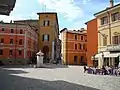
[94, 52, 120, 58]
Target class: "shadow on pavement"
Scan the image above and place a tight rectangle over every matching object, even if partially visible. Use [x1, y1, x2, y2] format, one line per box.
[1, 64, 69, 69]
[0, 68, 100, 90]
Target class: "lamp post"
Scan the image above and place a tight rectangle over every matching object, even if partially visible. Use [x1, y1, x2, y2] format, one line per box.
[102, 52, 104, 66]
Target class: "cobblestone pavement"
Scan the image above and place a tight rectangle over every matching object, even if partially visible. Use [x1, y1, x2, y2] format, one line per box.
[0, 65, 120, 90]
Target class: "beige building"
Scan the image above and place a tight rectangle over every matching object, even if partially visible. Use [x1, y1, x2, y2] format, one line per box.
[94, 0, 120, 68]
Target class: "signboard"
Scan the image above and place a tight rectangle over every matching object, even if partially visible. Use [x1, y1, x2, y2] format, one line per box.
[106, 45, 120, 51]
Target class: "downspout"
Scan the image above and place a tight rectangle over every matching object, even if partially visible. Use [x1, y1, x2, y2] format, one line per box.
[107, 11, 112, 45]
[15, 23, 17, 64]
[66, 31, 68, 65]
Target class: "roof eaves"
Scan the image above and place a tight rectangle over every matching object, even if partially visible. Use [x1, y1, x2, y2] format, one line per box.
[94, 3, 120, 16]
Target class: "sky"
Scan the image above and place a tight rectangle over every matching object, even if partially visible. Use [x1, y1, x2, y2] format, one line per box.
[0, 0, 120, 30]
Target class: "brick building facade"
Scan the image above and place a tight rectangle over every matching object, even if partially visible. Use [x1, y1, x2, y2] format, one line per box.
[85, 18, 98, 67]
[0, 22, 38, 65]
[60, 28, 87, 65]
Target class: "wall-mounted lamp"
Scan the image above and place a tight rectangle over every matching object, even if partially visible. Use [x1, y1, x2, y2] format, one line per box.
[98, 31, 108, 38]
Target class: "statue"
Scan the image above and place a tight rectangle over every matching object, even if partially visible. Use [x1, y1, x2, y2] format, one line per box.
[36, 50, 44, 68]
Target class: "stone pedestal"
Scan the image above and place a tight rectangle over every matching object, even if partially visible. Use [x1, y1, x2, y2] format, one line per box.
[36, 50, 44, 67]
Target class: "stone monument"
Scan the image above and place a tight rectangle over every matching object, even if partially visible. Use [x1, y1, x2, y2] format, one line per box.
[36, 50, 44, 67]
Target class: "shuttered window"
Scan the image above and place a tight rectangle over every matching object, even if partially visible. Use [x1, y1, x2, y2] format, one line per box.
[111, 12, 119, 22]
[75, 44, 77, 50]
[43, 34, 49, 41]
[19, 39, 23, 45]
[112, 36, 119, 45]
[101, 16, 108, 25]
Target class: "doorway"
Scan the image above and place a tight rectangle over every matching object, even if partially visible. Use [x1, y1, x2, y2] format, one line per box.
[74, 56, 78, 65]
[43, 46, 49, 63]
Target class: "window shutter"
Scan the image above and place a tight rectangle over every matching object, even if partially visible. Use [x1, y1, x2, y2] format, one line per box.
[118, 13, 120, 20]
[48, 35, 49, 41]
[47, 21, 50, 26]
[106, 17, 108, 24]
[119, 35, 120, 44]
[112, 36, 115, 44]
[43, 21, 45, 26]
[42, 35, 44, 41]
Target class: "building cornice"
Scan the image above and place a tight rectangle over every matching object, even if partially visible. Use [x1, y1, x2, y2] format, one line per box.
[94, 3, 120, 17]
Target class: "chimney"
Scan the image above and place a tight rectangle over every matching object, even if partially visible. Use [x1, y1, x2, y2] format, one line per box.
[81, 28, 85, 31]
[110, 0, 114, 7]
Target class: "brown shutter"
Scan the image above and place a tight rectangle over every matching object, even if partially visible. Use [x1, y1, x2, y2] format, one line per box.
[118, 13, 120, 20]
[43, 21, 45, 26]
[119, 35, 120, 44]
[42, 35, 44, 41]
[48, 35, 49, 41]
[112, 36, 115, 44]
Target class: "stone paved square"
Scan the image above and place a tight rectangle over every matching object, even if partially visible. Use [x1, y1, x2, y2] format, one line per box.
[0, 65, 120, 90]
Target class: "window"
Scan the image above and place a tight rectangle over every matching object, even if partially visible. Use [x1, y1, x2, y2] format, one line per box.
[111, 12, 119, 22]
[0, 50, 3, 55]
[1, 38, 4, 43]
[103, 37, 107, 46]
[19, 50, 22, 56]
[43, 20, 50, 26]
[9, 50, 13, 55]
[74, 56, 78, 65]
[75, 35, 77, 40]
[112, 36, 119, 45]
[20, 29, 23, 34]
[10, 39, 14, 44]
[10, 29, 14, 33]
[2, 28, 4, 31]
[83, 44, 85, 49]
[43, 34, 49, 41]
[101, 16, 108, 25]
[81, 36, 83, 40]
[75, 44, 77, 50]
[19, 39, 23, 45]
[79, 44, 82, 49]
[80, 56, 84, 63]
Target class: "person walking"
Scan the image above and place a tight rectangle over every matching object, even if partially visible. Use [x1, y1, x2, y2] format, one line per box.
[84, 66, 87, 73]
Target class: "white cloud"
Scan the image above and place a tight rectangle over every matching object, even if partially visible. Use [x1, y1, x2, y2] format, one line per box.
[0, 15, 26, 22]
[83, 0, 91, 4]
[68, 21, 86, 30]
[38, 0, 83, 21]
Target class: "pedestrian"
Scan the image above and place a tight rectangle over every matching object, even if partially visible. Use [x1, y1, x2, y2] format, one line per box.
[84, 66, 87, 73]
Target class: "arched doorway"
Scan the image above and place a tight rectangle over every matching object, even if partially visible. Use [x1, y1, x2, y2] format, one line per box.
[74, 56, 78, 65]
[43, 46, 49, 63]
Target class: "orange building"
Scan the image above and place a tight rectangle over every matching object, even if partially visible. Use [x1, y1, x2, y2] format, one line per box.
[60, 28, 87, 65]
[85, 18, 98, 66]
[37, 12, 60, 62]
[0, 22, 38, 65]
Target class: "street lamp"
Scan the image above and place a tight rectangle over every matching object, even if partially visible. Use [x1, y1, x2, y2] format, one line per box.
[102, 52, 104, 66]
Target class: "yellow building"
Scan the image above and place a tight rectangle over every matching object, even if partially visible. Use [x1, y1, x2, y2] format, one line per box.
[37, 12, 60, 63]
[94, 0, 120, 68]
